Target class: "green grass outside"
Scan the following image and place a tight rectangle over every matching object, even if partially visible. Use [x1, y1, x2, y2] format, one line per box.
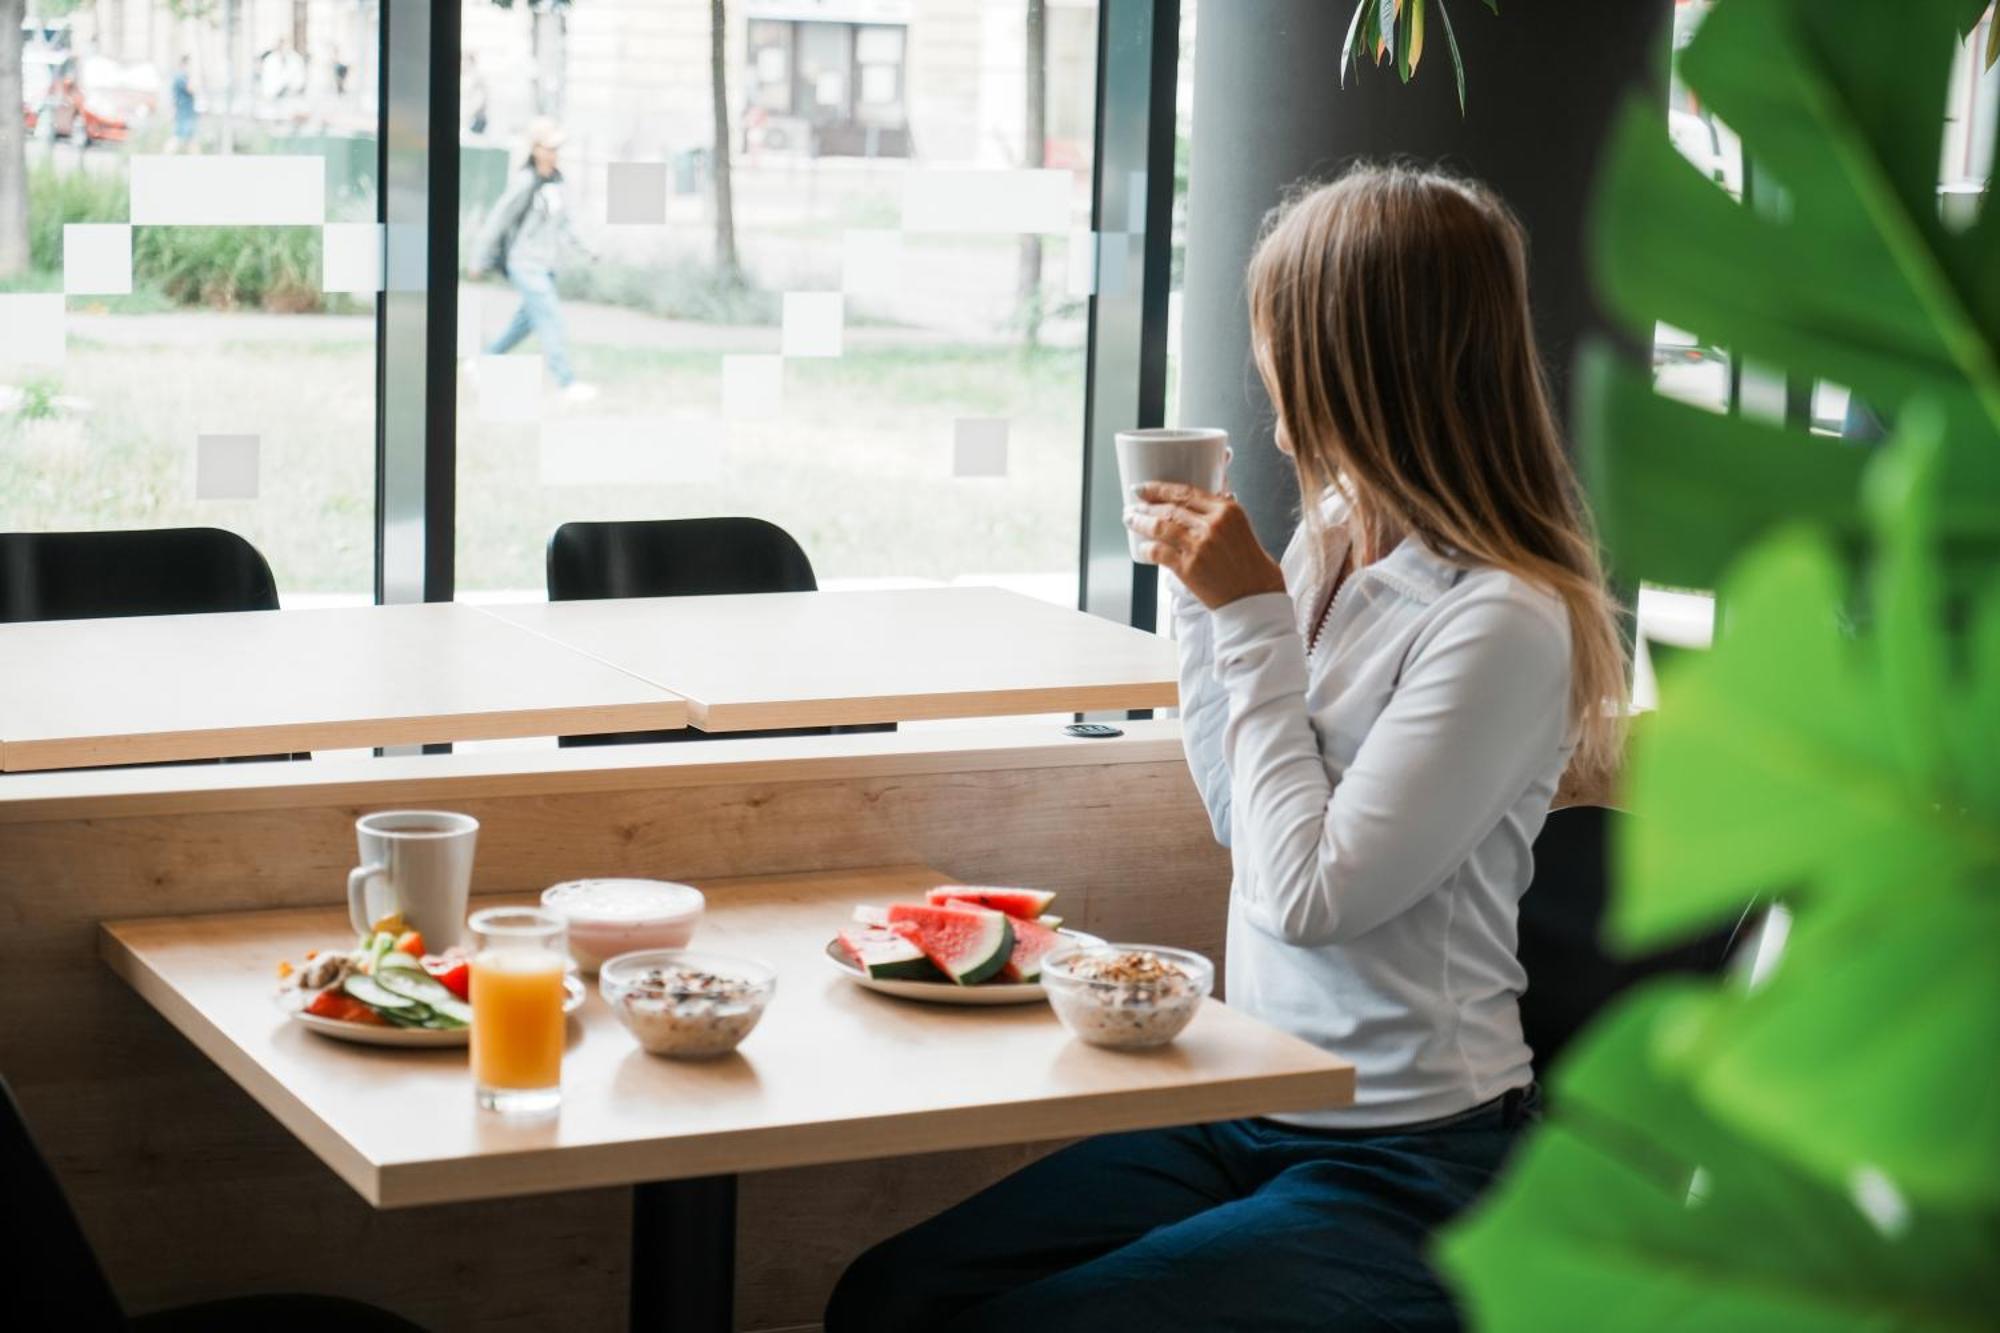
[2, 326, 1085, 594]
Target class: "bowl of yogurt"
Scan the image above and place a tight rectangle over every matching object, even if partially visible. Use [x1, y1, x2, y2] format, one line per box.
[599, 950, 775, 1059]
[540, 879, 705, 973]
[1042, 944, 1212, 1050]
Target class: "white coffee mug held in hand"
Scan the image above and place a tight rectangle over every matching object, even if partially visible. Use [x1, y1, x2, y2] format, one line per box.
[347, 810, 480, 948]
[1114, 427, 1230, 563]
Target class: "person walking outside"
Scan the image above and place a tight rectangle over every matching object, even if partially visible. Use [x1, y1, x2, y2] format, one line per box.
[169, 56, 197, 152]
[469, 118, 598, 401]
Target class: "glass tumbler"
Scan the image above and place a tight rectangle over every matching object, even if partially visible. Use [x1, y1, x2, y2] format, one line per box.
[469, 907, 567, 1114]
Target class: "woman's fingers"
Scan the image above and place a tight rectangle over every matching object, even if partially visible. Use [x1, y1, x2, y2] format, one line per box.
[1131, 480, 1227, 513]
[1123, 502, 1203, 540]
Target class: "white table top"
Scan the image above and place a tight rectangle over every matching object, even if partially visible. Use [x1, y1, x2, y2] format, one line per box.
[480, 586, 1181, 732]
[101, 864, 1353, 1208]
[0, 601, 687, 771]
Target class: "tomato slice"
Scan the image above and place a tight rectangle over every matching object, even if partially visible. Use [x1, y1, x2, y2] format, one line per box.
[423, 956, 471, 1001]
[393, 930, 426, 959]
[303, 989, 386, 1025]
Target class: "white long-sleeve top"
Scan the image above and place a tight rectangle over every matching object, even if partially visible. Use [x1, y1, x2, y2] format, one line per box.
[1171, 505, 1574, 1128]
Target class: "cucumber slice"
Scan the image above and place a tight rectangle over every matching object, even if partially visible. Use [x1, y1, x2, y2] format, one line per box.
[342, 973, 422, 1014]
[375, 949, 425, 973]
[374, 968, 473, 1026]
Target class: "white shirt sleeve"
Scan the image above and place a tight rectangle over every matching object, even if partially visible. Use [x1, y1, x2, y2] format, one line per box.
[1163, 570, 1232, 847]
[1208, 586, 1571, 947]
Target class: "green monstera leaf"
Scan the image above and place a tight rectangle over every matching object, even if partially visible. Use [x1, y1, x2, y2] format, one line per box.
[1610, 425, 2000, 1220]
[1662, 887, 2000, 1211]
[1614, 420, 2000, 950]
[1588, 0, 2000, 589]
[1577, 350, 2000, 596]
[1438, 983, 2000, 1332]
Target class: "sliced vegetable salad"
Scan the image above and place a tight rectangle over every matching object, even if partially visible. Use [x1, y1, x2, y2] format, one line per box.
[278, 917, 473, 1030]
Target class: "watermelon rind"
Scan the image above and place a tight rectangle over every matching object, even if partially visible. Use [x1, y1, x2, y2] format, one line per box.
[888, 903, 1015, 986]
[837, 925, 941, 981]
[925, 885, 1058, 920]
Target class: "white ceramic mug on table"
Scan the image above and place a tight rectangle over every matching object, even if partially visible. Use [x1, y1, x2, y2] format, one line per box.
[347, 810, 479, 948]
[1115, 427, 1230, 563]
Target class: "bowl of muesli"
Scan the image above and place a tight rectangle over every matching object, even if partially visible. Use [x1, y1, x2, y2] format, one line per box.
[1041, 944, 1212, 1050]
[599, 950, 775, 1059]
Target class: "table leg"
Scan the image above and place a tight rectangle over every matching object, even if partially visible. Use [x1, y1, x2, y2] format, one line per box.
[631, 1174, 737, 1333]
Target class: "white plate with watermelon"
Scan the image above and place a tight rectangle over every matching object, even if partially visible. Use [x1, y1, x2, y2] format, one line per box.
[827, 886, 1100, 1006]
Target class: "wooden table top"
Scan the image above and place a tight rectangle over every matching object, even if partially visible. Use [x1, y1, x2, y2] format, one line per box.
[478, 586, 1181, 732]
[101, 865, 1353, 1209]
[0, 602, 687, 771]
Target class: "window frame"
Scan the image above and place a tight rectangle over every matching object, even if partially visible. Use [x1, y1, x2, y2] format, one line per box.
[376, 0, 1179, 626]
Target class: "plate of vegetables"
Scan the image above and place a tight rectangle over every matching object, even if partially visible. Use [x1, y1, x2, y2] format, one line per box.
[276, 921, 584, 1048]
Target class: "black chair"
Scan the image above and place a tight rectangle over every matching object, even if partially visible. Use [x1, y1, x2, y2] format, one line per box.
[0, 528, 300, 767]
[546, 517, 892, 746]
[1516, 806, 1745, 1073]
[2, 1076, 422, 1331]
[0, 527, 279, 623]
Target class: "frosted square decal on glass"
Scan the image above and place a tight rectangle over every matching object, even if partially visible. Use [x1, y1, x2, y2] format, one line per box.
[1127, 171, 1149, 234]
[722, 354, 783, 419]
[457, 287, 484, 354]
[901, 169, 1071, 235]
[539, 418, 725, 485]
[952, 418, 1009, 478]
[0, 294, 65, 365]
[476, 355, 544, 422]
[840, 229, 903, 293]
[606, 162, 668, 224]
[195, 434, 260, 500]
[130, 155, 325, 225]
[782, 292, 844, 358]
[1065, 231, 1098, 298]
[63, 224, 132, 295]
[321, 223, 384, 294]
[1095, 232, 1137, 300]
[384, 222, 426, 294]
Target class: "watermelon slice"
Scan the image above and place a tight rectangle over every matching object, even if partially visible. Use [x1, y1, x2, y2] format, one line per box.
[1000, 914, 1064, 983]
[886, 903, 1014, 986]
[837, 925, 940, 981]
[925, 886, 1057, 920]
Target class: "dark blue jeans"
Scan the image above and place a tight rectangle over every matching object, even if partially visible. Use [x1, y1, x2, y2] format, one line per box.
[826, 1085, 1539, 1333]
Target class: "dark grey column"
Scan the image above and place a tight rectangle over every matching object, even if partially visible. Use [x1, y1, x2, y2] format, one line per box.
[1180, 0, 1671, 550]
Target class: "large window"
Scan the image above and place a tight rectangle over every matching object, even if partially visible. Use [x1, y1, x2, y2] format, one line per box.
[0, 0, 381, 605]
[453, 0, 1103, 604]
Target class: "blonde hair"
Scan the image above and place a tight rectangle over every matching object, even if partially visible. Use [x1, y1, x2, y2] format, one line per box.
[1247, 162, 1627, 786]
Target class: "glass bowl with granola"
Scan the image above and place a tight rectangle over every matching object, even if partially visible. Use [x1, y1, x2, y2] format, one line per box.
[1041, 944, 1212, 1050]
[599, 950, 775, 1059]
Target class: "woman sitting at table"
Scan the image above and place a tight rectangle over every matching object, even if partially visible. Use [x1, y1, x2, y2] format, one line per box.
[824, 163, 1627, 1331]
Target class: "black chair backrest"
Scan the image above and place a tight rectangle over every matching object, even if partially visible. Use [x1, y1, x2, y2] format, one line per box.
[2, 1076, 127, 1327]
[0, 527, 279, 623]
[547, 518, 866, 747]
[1517, 806, 1741, 1072]
[547, 517, 817, 603]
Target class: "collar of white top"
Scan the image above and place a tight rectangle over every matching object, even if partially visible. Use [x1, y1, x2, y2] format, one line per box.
[1310, 490, 1463, 607]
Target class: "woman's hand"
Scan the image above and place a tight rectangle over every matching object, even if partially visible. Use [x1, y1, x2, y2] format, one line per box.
[1125, 482, 1286, 610]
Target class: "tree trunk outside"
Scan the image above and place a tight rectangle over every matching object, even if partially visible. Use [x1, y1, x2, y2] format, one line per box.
[222, 0, 240, 154]
[710, 0, 740, 283]
[532, 6, 566, 117]
[1016, 0, 1047, 347]
[0, 0, 29, 280]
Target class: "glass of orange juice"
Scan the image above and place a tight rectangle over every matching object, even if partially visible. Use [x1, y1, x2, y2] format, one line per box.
[469, 907, 568, 1115]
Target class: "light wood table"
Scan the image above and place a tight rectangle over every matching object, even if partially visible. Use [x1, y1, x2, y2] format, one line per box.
[479, 586, 1181, 731]
[102, 864, 1352, 1330]
[0, 602, 687, 771]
